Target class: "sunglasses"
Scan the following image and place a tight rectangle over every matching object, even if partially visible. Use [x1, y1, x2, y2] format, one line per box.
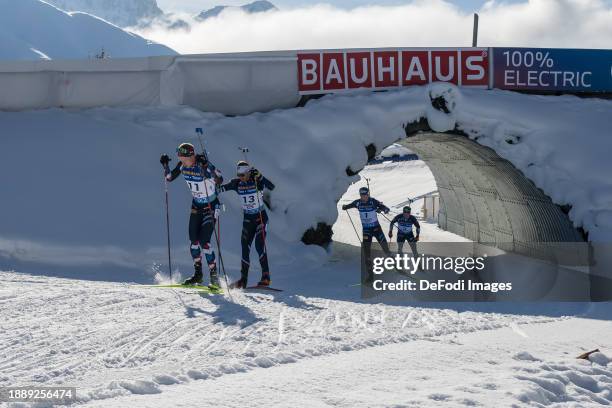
[176, 148, 194, 157]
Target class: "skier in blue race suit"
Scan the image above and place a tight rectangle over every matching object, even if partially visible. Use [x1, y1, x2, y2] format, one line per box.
[342, 187, 392, 270]
[389, 206, 420, 257]
[220, 161, 275, 289]
[160, 143, 223, 288]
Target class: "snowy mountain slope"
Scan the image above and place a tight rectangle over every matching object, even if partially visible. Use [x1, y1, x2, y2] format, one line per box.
[0, 0, 176, 60]
[43, 0, 163, 28]
[196, 0, 277, 20]
[2, 269, 609, 407]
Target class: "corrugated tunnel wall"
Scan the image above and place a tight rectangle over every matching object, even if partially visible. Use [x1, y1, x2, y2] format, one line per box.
[400, 133, 584, 260]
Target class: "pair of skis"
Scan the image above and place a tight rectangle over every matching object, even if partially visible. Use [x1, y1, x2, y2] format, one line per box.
[146, 283, 282, 294]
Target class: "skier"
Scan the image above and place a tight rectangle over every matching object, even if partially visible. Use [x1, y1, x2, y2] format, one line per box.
[389, 206, 420, 257]
[219, 161, 275, 288]
[159, 143, 223, 288]
[342, 187, 392, 271]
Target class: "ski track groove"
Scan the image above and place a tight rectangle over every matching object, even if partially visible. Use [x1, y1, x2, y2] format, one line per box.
[119, 319, 187, 367]
[0, 289, 176, 374]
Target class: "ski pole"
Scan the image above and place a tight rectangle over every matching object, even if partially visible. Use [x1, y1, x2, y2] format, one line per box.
[163, 174, 173, 282]
[238, 146, 248, 163]
[380, 212, 400, 234]
[381, 213, 420, 243]
[238, 146, 270, 274]
[365, 177, 371, 194]
[380, 212, 399, 228]
[195, 128, 209, 161]
[214, 215, 233, 299]
[195, 128, 233, 298]
[345, 209, 362, 244]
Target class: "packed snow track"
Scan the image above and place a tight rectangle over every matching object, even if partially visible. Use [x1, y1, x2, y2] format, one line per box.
[1, 271, 610, 407]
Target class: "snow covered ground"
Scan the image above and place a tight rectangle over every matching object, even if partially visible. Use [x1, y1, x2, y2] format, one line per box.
[1, 270, 611, 407]
[84, 317, 612, 408]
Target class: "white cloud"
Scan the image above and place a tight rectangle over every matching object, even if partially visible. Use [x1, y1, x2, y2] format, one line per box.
[136, 0, 612, 54]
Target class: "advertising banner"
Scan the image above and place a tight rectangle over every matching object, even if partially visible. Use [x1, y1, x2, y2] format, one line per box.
[493, 47, 612, 92]
[297, 48, 490, 94]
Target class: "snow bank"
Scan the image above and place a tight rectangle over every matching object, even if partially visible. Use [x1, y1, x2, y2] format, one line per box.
[1, 85, 611, 281]
[0, 0, 176, 60]
[588, 351, 611, 366]
[515, 350, 612, 406]
[117, 379, 161, 394]
[0, 92, 416, 280]
[454, 89, 612, 242]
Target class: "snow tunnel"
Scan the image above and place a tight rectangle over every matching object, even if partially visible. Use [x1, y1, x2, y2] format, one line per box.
[327, 87, 586, 265]
[330, 128, 585, 262]
[397, 130, 585, 257]
[330, 121, 591, 300]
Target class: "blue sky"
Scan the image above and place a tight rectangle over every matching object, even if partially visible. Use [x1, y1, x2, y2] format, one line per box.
[157, 0, 527, 14]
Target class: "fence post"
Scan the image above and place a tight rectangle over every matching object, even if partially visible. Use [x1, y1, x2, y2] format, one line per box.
[472, 13, 479, 47]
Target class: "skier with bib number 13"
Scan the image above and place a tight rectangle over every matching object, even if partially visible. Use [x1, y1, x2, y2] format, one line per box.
[219, 161, 275, 289]
[160, 142, 223, 289]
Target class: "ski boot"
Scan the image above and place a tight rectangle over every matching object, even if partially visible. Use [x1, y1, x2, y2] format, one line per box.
[208, 264, 221, 291]
[256, 273, 271, 287]
[183, 261, 203, 285]
[229, 277, 247, 289]
[230, 267, 249, 289]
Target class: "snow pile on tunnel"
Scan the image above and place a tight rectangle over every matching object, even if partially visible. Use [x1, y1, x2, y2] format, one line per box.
[450, 88, 612, 242]
[1, 84, 611, 280]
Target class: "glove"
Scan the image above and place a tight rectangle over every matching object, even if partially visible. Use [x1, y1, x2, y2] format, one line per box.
[388, 231, 393, 238]
[342, 204, 348, 210]
[384, 208, 390, 214]
[250, 168, 262, 180]
[195, 154, 208, 165]
[160, 154, 170, 166]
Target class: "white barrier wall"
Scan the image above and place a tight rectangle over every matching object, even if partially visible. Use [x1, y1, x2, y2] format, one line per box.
[2, 48, 610, 115]
[0, 52, 302, 115]
[172, 53, 300, 114]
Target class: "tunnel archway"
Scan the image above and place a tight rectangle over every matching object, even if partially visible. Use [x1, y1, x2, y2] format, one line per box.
[398, 131, 585, 260]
